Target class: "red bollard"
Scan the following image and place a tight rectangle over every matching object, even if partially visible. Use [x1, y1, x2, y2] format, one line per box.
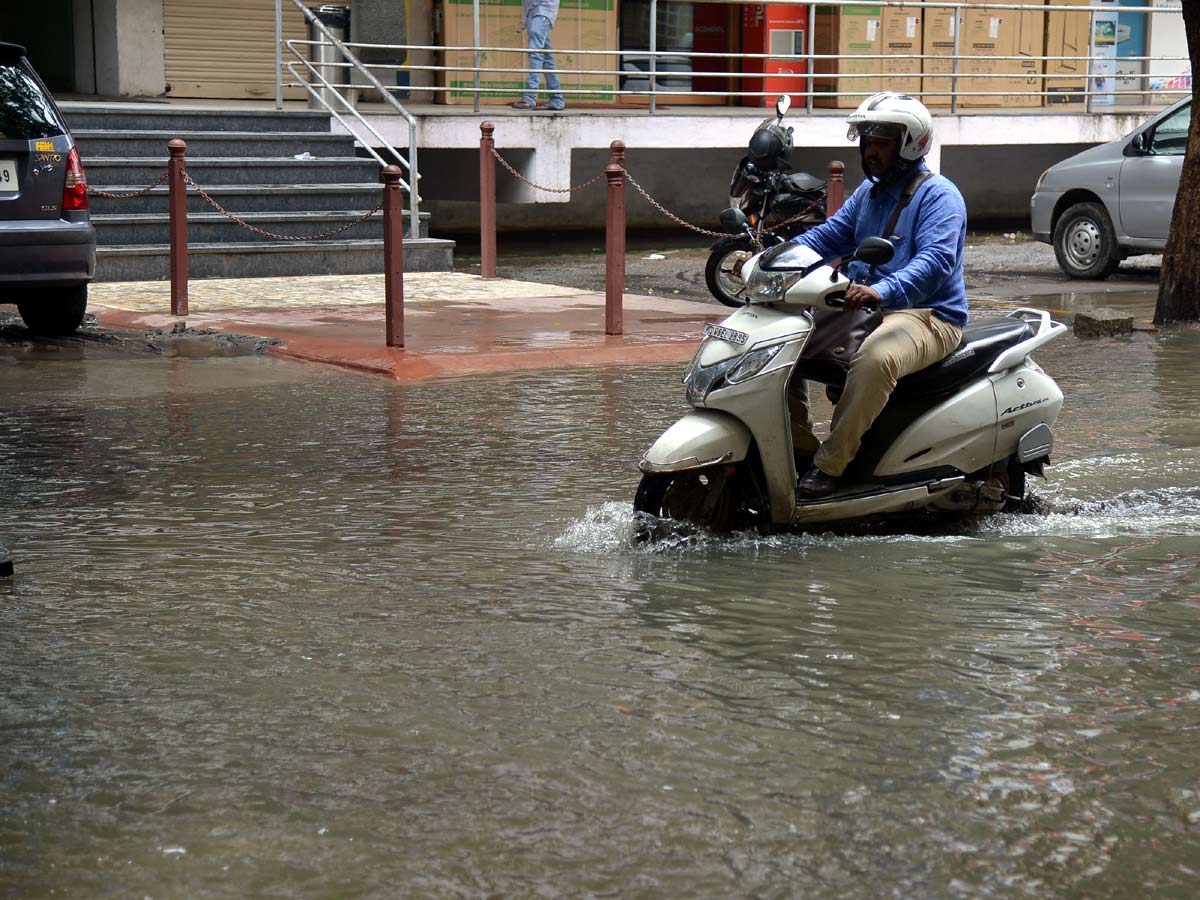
[168, 139, 188, 317]
[604, 163, 625, 336]
[480, 121, 497, 279]
[382, 165, 405, 348]
[826, 160, 845, 217]
[608, 138, 625, 170]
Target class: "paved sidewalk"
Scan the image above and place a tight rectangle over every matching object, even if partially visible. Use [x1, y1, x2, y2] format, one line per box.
[89, 272, 724, 380]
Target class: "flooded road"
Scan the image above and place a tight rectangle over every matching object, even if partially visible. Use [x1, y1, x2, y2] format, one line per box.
[2, 314, 1199, 898]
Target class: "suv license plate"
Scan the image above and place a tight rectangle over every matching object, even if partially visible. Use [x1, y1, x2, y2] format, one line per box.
[704, 323, 748, 345]
[0, 160, 16, 190]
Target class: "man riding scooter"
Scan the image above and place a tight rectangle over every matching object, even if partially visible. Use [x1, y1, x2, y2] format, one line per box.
[789, 92, 969, 499]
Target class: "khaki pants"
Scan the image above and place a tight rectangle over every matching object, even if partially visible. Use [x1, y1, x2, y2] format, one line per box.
[789, 309, 963, 477]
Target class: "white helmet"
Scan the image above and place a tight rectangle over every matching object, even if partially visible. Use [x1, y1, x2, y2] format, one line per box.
[846, 91, 934, 162]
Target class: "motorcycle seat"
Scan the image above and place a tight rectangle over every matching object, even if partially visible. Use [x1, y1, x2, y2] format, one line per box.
[892, 317, 1035, 399]
[781, 171, 826, 196]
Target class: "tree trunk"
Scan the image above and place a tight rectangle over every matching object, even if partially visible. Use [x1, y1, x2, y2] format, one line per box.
[1154, 4, 1200, 325]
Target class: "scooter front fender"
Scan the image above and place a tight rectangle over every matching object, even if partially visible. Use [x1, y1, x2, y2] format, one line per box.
[639, 410, 752, 474]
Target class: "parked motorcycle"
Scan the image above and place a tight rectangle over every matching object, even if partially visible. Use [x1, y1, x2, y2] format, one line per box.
[706, 95, 828, 308]
[636, 222, 1067, 536]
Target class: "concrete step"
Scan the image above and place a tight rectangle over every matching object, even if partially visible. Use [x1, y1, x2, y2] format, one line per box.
[94, 237, 455, 281]
[75, 130, 358, 160]
[91, 209, 437, 244]
[60, 103, 334, 134]
[87, 183, 386, 215]
[86, 156, 382, 187]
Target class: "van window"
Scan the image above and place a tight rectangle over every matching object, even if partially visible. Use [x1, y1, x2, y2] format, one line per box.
[1149, 103, 1191, 156]
[0, 62, 67, 140]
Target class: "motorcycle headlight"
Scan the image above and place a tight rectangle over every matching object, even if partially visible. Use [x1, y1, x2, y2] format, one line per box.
[746, 268, 798, 304]
[725, 342, 783, 385]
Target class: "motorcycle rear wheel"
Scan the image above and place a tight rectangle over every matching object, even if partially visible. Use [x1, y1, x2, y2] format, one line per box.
[704, 238, 756, 308]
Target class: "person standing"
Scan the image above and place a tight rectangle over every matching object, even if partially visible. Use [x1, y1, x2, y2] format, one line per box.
[789, 91, 968, 499]
[511, 0, 565, 111]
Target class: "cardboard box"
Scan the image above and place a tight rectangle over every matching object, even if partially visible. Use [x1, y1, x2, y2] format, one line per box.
[921, 5, 962, 107]
[437, 0, 617, 105]
[1044, 0, 1089, 104]
[813, 5, 884, 108]
[956, 1, 1046, 109]
[881, 6, 923, 97]
[741, 4, 810, 108]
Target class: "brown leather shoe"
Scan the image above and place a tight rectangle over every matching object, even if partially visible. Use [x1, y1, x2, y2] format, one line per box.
[797, 466, 838, 499]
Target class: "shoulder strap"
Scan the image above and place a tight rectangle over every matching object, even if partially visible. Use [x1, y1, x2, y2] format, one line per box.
[884, 170, 935, 240]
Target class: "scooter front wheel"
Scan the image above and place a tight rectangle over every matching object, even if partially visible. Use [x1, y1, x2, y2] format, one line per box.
[704, 238, 757, 308]
[634, 466, 743, 538]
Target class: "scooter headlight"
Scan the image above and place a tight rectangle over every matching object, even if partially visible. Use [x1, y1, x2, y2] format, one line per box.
[746, 267, 798, 304]
[725, 342, 783, 385]
[681, 337, 711, 384]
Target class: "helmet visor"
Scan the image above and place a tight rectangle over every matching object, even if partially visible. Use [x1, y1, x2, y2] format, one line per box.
[847, 121, 903, 144]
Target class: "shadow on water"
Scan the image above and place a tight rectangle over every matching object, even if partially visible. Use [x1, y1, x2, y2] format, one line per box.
[3, 322, 1200, 898]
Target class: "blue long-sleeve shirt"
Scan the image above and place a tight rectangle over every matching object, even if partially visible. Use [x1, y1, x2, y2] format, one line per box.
[523, 0, 559, 26]
[793, 163, 969, 326]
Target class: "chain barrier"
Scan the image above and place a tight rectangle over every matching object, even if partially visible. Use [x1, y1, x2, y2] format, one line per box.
[88, 170, 169, 199]
[183, 171, 383, 242]
[489, 147, 823, 241]
[490, 147, 606, 195]
[763, 201, 825, 235]
[617, 166, 725, 238]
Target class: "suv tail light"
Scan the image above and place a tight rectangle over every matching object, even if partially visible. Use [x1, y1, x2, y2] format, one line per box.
[62, 147, 88, 211]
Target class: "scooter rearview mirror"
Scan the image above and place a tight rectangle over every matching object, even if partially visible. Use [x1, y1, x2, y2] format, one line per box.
[775, 94, 792, 119]
[720, 207, 750, 234]
[851, 237, 895, 268]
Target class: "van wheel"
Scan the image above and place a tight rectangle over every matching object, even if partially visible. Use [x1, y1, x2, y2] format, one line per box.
[1053, 202, 1120, 279]
[17, 285, 88, 336]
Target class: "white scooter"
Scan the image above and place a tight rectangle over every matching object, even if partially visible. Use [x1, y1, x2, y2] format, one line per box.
[635, 222, 1067, 535]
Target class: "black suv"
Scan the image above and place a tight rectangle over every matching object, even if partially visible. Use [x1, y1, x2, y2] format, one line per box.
[0, 42, 96, 334]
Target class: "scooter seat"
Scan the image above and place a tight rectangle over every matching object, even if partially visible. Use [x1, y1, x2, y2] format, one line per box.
[892, 317, 1035, 399]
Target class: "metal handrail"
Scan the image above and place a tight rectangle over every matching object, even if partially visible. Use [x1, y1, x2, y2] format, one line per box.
[274, 0, 1186, 114]
[275, 0, 420, 241]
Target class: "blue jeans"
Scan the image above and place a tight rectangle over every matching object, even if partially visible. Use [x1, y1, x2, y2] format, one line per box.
[522, 15, 564, 109]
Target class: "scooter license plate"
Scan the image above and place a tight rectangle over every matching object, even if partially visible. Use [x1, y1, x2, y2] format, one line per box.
[703, 323, 748, 345]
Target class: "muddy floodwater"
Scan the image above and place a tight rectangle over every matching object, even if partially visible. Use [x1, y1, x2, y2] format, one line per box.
[2, 313, 1199, 898]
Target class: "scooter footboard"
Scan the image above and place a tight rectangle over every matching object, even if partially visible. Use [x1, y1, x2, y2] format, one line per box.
[639, 411, 752, 474]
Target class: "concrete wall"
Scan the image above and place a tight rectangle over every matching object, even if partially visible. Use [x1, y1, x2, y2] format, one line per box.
[417, 142, 1100, 234]
[92, 0, 165, 97]
[350, 110, 1157, 236]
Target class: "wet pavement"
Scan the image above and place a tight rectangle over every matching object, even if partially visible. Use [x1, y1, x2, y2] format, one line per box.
[4, 244, 1198, 898]
[60, 234, 1163, 381]
[2, 309, 1199, 896]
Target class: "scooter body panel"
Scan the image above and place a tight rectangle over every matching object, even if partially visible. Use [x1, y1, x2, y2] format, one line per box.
[872, 378, 1000, 478]
[992, 364, 1065, 460]
[698, 305, 811, 368]
[640, 410, 753, 474]
[791, 478, 965, 525]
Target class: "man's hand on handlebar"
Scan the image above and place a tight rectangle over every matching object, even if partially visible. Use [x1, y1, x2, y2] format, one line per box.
[844, 283, 881, 312]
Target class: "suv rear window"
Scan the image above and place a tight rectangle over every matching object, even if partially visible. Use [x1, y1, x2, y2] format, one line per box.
[0, 62, 67, 140]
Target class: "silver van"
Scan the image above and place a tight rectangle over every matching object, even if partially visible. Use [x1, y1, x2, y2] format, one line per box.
[0, 42, 96, 334]
[1031, 97, 1188, 279]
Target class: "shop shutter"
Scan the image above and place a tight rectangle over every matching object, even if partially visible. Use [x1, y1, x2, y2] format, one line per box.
[164, 0, 343, 99]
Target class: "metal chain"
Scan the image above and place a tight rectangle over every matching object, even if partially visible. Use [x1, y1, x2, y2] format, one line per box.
[88, 170, 169, 199]
[617, 166, 725, 238]
[490, 147, 606, 194]
[764, 200, 824, 235]
[183, 171, 382, 241]
[489, 149, 820, 241]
